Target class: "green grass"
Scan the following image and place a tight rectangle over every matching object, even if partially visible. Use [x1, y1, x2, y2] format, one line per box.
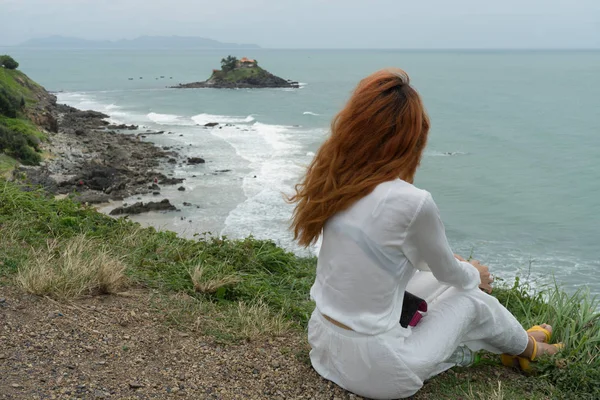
[0, 67, 42, 104]
[212, 66, 269, 83]
[0, 65, 47, 168]
[413, 360, 558, 399]
[0, 154, 18, 177]
[0, 178, 598, 399]
[0, 115, 46, 141]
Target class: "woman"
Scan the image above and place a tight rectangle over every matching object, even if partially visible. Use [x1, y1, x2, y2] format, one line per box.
[288, 69, 561, 399]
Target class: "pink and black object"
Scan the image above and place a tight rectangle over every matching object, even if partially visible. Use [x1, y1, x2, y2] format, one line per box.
[399, 291, 428, 328]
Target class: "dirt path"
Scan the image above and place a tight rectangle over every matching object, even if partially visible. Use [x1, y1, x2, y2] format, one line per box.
[0, 286, 360, 400]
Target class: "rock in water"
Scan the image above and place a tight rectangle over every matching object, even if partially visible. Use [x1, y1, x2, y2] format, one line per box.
[187, 157, 205, 165]
[204, 122, 219, 127]
[110, 199, 177, 215]
[159, 177, 184, 185]
[172, 58, 299, 89]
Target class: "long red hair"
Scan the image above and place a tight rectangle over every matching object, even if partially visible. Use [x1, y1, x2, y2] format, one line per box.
[288, 68, 430, 247]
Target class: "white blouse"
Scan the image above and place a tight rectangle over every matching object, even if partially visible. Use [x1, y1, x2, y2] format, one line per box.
[311, 179, 481, 335]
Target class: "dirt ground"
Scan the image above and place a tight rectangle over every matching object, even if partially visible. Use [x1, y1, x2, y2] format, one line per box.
[0, 286, 362, 400]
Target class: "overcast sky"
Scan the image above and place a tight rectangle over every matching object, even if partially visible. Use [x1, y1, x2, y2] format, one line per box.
[1, 0, 599, 48]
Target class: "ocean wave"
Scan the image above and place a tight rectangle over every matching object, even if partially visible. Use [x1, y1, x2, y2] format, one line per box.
[251, 123, 299, 153]
[303, 111, 320, 116]
[57, 92, 131, 124]
[147, 112, 194, 126]
[191, 113, 255, 125]
[306, 151, 315, 157]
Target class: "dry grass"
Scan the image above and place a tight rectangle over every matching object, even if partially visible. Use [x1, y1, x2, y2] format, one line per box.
[466, 381, 505, 400]
[15, 235, 127, 299]
[154, 293, 292, 342]
[189, 264, 240, 294]
[232, 300, 293, 340]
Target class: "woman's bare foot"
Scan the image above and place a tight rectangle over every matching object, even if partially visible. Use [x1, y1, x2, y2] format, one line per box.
[528, 324, 553, 343]
[519, 335, 561, 360]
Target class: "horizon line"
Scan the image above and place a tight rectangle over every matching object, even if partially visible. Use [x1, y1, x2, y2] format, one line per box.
[1, 45, 599, 51]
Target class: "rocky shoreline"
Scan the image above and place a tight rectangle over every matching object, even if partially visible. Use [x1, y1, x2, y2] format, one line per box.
[12, 101, 183, 210]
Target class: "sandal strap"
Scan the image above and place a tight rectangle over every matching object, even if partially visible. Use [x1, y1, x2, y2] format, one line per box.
[527, 325, 552, 342]
[529, 335, 538, 362]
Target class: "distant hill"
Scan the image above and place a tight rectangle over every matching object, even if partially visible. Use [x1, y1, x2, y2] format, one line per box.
[17, 35, 260, 49]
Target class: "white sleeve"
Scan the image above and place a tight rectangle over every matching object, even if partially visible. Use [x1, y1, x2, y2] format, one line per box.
[401, 193, 481, 290]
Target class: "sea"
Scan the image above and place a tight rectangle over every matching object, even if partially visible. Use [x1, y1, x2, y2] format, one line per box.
[3, 48, 599, 296]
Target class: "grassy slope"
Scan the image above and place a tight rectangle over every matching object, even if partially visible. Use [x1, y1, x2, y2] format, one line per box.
[1, 179, 599, 399]
[0, 68, 42, 102]
[0, 154, 18, 178]
[0, 67, 48, 172]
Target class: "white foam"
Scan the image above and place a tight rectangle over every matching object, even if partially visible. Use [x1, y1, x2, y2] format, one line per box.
[147, 112, 195, 126]
[303, 111, 320, 116]
[191, 113, 255, 125]
[210, 122, 306, 250]
[306, 151, 315, 157]
[57, 92, 136, 124]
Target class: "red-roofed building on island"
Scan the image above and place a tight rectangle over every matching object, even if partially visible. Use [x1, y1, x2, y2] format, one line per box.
[238, 57, 257, 68]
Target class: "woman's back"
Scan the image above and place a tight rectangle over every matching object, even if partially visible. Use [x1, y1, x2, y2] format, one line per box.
[312, 179, 428, 335]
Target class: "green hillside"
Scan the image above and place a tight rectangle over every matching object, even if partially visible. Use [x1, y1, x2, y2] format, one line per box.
[211, 65, 270, 82]
[0, 56, 49, 173]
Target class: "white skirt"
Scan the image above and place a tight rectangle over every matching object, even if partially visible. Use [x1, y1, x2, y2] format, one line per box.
[308, 271, 529, 399]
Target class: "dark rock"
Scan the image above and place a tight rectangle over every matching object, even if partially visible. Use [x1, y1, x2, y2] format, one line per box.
[183, 202, 192, 206]
[159, 177, 184, 185]
[168, 158, 177, 164]
[215, 169, 231, 173]
[13, 166, 59, 193]
[75, 129, 86, 136]
[148, 183, 160, 190]
[73, 191, 111, 204]
[172, 64, 299, 89]
[204, 122, 219, 127]
[187, 157, 205, 165]
[107, 123, 138, 130]
[71, 110, 109, 120]
[152, 191, 160, 195]
[110, 199, 177, 215]
[178, 186, 185, 191]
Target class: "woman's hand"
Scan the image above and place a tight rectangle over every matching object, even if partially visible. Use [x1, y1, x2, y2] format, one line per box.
[454, 254, 466, 262]
[469, 259, 493, 294]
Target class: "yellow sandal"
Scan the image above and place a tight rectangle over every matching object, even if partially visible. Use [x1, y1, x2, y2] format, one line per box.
[501, 335, 564, 373]
[526, 325, 552, 343]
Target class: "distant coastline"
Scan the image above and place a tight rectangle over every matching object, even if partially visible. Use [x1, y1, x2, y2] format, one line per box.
[14, 35, 260, 50]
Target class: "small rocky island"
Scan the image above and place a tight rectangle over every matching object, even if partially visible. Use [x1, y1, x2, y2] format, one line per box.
[172, 56, 299, 89]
